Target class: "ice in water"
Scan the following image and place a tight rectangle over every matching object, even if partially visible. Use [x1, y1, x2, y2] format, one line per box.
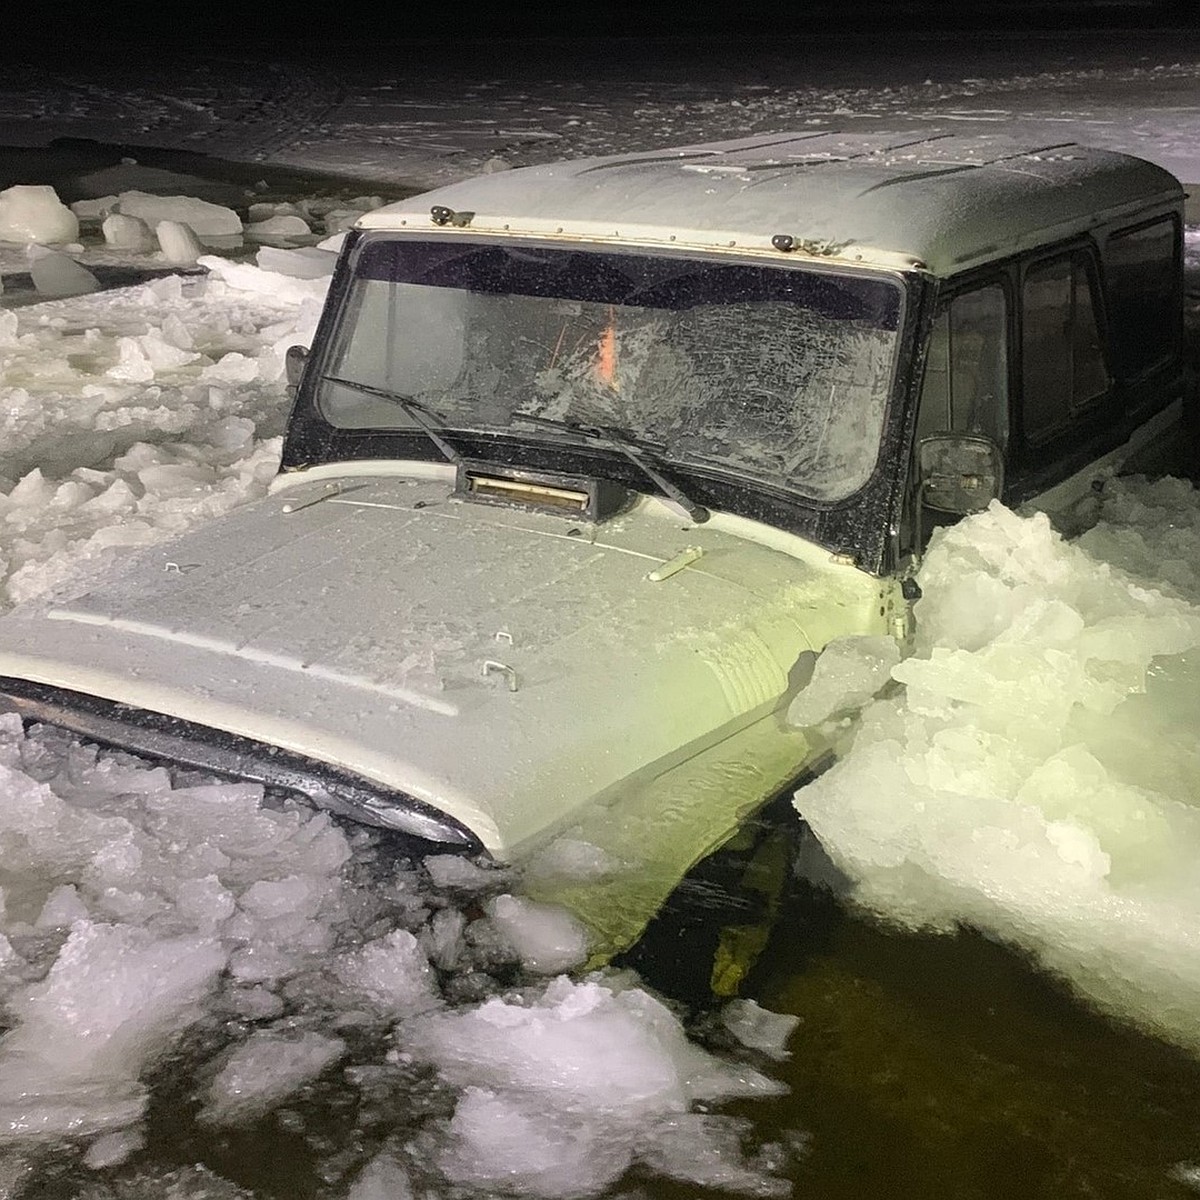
[112, 192, 241, 243]
[404, 975, 786, 1197]
[485, 893, 589, 974]
[794, 498, 1200, 1050]
[28, 248, 100, 298]
[0, 714, 793, 1197]
[101, 214, 155, 252]
[155, 220, 202, 266]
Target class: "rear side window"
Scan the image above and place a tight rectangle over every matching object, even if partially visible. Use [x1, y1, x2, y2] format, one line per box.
[1022, 252, 1110, 444]
[1105, 217, 1180, 380]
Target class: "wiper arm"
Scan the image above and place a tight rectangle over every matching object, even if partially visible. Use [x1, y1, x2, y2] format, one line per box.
[322, 375, 464, 467]
[512, 413, 710, 524]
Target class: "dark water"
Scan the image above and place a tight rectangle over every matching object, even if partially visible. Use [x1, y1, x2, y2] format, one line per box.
[628, 809, 1200, 1200]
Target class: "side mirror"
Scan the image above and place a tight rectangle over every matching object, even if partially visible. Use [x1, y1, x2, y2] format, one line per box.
[285, 344, 310, 389]
[917, 433, 1004, 515]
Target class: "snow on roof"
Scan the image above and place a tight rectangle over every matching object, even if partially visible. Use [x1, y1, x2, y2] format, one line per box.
[357, 131, 1183, 276]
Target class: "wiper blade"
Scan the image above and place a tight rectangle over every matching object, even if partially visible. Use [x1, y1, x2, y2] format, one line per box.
[512, 413, 710, 524]
[322, 375, 464, 467]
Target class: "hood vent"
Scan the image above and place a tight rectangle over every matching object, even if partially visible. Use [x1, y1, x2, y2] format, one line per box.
[455, 461, 631, 522]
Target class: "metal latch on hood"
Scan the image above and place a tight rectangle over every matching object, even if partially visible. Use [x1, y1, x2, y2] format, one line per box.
[647, 545, 704, 582]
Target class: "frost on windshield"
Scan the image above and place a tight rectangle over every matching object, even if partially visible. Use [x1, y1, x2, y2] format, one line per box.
[318, 240, 901, 502]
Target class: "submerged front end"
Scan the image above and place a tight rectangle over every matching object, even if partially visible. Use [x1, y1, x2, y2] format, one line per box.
[0, 469, 896, 867]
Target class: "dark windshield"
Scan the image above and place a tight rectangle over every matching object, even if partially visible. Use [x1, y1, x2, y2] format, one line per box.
[317, 238, 903, 503]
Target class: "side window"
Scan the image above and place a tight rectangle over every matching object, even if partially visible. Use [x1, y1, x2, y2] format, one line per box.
[1105, 217, 1179, 380]
[1022, 251, 1110, 444]
[917, 283, 1009, 447]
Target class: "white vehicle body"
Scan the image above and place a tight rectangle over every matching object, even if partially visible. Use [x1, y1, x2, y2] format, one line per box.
[0, 131, 1187, 955]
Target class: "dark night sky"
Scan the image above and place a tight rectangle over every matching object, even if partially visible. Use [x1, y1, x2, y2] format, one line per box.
[17, 0, 1199, 52]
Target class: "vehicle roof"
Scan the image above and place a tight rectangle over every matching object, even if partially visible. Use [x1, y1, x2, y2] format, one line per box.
[357, 131, 1183, 276]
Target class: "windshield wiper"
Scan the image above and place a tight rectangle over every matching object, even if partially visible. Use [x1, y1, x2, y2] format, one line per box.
[322, 375, 464, 467]
[511, 413, 710, 524]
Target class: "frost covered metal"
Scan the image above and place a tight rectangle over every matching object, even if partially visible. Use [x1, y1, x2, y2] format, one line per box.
[358, 131, 1183, 276]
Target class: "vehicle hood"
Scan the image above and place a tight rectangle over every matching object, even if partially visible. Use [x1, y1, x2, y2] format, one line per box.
[0, 473, 870, 854]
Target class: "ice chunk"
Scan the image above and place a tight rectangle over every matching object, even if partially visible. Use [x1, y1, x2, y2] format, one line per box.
[0, 922, 226, 1140]
[333, 928, 440, 1017]
[422, 906, 466, 971]
[197, 254, 330, 304]
[721, 999, 800, 1061]
[106, 336, 155, 381]
[155, 220, 202, 266]
[317, 230, 348, 253]
[114, 191, 241, 242]
[486, 894, 588, 974]
[524, 837, 617, 882]
[406, 977, 784, 1198]
[254, 245, 336, 279]
[638, 1111, 790, 1196]
[102, 212, 154, 251]
[28, 248, 100, 297]
[346, 1153, 414, 1200]
[423, 854, 496, 890]
[0, 185, 79, 244]
[244, 213, 311, 239]
[787, 634, 901, 727]
[138, 331, 200, 370]
[200, 1031, 345, 1125]
[438, 1086, 628, 1198]
[35, 883, 89, 928]
[70, 195, 118, 220]
[322, 209, 364, 235]
[83, 1128, 145, 1169]
[202, 352, 259, 383]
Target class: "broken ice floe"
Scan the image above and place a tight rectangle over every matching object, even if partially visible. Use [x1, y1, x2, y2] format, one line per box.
[794, 498, 1200, 1051]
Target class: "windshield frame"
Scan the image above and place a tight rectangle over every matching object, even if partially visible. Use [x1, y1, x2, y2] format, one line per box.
[282, 230, 929, 574]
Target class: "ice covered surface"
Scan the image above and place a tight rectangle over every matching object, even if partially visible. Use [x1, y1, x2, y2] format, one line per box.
[0, 186, 78, 246]
[1, 36, 1198, 194]
[0, 264, 325, 608]
[345, 1154, 414, 1200]
[794, 495, 1200, 1050]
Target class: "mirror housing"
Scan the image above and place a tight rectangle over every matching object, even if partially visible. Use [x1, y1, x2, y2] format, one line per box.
[285, 344, 310, 389]
[917, 433, 1004, 515]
